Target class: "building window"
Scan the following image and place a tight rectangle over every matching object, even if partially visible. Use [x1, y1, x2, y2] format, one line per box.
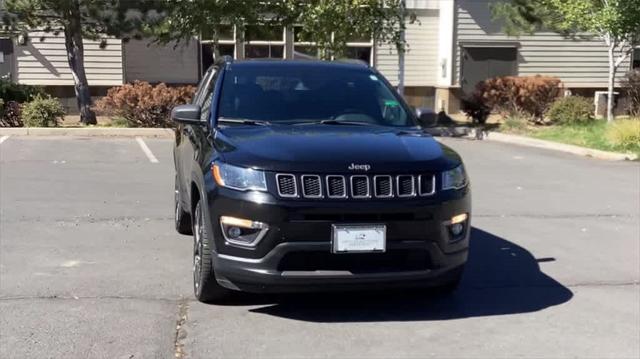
[293, 26, 319, 60]
[293, 27, 372, 64]
[344, 46, 372, 64]
[633, 48, 640, 69]
[342, 33, 373, 64]
[244, 25, 285, 59]
[200, 25, 236, 73]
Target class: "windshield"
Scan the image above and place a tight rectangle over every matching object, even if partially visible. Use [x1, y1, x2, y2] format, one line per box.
[218, 64, 416, 127]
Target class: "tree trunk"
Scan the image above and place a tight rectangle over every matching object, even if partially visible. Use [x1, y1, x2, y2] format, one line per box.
[607, 43, 616, 123]
[63, 4, 96, 125]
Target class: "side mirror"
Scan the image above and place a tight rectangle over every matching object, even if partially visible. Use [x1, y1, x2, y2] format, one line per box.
[415, 107, 437, 127]
[172, 104, 204, 125]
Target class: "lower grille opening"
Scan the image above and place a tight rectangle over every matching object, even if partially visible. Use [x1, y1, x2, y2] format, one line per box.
[278, 249, 432, 273]
[297, 213, 420, 221]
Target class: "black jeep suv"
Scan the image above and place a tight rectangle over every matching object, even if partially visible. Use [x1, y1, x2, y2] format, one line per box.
[173, 58, 471, 303]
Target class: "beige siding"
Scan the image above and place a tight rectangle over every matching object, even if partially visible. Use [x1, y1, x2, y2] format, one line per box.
[455, 0, 631, 88]
[15, 32, 123, 86]
[376, 9, 439, 87]
[124, 40, 199, 84]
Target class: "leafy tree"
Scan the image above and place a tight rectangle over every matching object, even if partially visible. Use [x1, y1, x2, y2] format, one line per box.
[281, 0, 409, 58]
[1, 0, 162, 124]
[156, 0, 409, 61]
[493, 0, 640, 122]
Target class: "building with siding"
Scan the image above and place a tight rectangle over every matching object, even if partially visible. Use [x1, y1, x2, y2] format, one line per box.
[1, 0, 638, 115]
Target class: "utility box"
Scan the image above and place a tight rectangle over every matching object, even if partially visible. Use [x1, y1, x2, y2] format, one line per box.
[594, 91, 619, 117]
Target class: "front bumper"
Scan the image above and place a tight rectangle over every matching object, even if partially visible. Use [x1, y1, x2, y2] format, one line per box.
[205, 186, 471, 293]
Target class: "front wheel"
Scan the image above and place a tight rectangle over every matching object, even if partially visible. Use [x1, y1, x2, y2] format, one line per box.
[192, 200, 232, 303]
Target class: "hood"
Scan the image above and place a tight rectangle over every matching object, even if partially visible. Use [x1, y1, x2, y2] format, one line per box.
[214, 125, 462, 173]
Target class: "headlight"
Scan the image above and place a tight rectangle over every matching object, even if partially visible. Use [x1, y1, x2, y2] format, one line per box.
[442, 165, 468, 190]
[212, 162, 267, 191]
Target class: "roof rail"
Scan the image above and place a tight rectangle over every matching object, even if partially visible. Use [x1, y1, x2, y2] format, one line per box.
[214, 55, 234, 66]
[334, 59, 370, 67]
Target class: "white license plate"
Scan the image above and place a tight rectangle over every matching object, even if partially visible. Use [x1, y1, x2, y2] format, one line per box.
[331, 224, 386, 253]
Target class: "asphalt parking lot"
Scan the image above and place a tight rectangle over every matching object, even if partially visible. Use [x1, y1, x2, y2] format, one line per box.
[0, 135, 638, 359]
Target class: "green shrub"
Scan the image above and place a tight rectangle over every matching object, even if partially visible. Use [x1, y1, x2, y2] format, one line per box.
[606, 119, 640, 150]
[22, 95, 65, 127]
[95, 81, 195, 128]
[501, 112, 531, 133]
[0, 78, 44, 103]
[107, 116, 130, 127]
[546, 96, 594, 125]
[624, 70, 640, 116]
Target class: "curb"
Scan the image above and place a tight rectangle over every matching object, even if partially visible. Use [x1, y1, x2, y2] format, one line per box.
[477, 131, 637, 161]
[0, 127, 174, 138]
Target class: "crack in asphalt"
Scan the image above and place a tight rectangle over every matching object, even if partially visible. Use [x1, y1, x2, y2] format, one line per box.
[1, 216, 174, 225]
[474, 213, 637, 219]
[174, 298, 189, 359]
[0, 294, 182, 302]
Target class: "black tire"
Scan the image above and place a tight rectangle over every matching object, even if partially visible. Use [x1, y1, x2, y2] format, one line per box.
[175, 176, 192, 235]
[192, 200, 232, 303]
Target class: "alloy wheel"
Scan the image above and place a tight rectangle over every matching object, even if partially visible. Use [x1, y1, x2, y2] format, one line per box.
[193, 203, 203, 294]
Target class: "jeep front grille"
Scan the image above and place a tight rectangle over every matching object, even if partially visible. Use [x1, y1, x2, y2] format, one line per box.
[276, 174, 297, 197]
[350, 176, 370, 198]
[326, 175, 347, 198]
[301, 175, 322, 198]
[396, 175, 415, 197]
[275, 173, 436, 199]
[374, 176, 393, 198]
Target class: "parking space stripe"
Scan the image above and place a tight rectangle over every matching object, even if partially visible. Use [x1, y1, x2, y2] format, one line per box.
[0, 135, 9, 144]
[135, 137, 159, 163]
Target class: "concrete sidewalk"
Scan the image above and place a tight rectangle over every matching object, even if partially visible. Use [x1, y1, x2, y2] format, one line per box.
[477, 131, 638, 161]
[0, 127, 174, 138]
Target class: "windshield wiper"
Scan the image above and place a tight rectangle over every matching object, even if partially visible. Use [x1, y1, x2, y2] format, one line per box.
[218, 118, 271, 126]
[292, 119, 376, 126]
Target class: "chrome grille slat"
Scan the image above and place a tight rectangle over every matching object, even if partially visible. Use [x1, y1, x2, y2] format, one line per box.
[418, 174, 435, 196]
[396, 175, 416, 197]
[374, 175, 393, 198]
[276, 173, 430, 199]
[276, 174, 297, 197]
[301, 175, 322, 198]
[326, 175, 347, 198]
[350, 175, 370, 198]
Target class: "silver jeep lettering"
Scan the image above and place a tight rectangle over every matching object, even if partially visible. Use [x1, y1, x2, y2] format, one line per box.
[348, 163, 371, 171]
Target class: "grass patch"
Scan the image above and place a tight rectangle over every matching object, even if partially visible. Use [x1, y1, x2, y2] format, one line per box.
[101, 116, 130, 128]
[526, 120, 640, 156]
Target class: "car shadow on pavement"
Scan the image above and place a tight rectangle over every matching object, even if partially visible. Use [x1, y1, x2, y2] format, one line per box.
[244, 227, 574, 322]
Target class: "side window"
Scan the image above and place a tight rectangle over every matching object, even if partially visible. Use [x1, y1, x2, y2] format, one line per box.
[199, 69, 219, 122]
[200, 92, 213, 122]
[193, 67, 215, 105]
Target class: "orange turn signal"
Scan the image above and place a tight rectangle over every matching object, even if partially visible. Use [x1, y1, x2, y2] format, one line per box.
[212, 164, 224, 186]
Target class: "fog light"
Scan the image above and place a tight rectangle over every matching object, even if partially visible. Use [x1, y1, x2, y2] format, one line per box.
[446, 213, 468, 241]
[220, 216, 269, 247]
[450, 223, 464, 236]
[227, 226, 242, 239]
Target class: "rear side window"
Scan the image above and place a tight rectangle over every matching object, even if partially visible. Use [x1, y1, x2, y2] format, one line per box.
[218, 65, 414, 127]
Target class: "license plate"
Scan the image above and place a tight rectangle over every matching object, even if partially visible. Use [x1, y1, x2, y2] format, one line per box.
[331, 224, 386, 253]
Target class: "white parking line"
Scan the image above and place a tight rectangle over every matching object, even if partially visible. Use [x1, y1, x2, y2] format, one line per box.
[135, 137, 159, 163]
[0, 135, 9, 144]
